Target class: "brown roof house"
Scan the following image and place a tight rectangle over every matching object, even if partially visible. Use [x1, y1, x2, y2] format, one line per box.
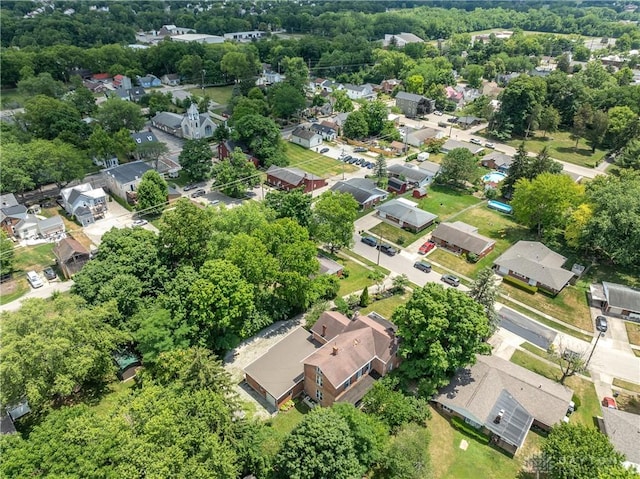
[431, 221, 496, 258]
[493, 241, 574, 295]
[433, 354, 573, 455]
[53, 237, 91, 279]
[266, 166, 327, 194]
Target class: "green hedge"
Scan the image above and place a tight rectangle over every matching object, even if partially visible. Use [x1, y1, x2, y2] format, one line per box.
[451, 416, 491, 444]
[502, 275, 538, 293]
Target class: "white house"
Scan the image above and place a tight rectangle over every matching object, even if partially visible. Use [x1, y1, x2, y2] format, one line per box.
[61, 183, 108, 226]
[382, 32, 424, 48]
[290, 127, 323, 149]
[103, 161, 153, 201]
[343, 84, 374, 100]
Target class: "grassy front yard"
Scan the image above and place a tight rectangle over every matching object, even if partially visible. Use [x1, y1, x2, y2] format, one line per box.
[0, 278, 29, 305]
[625, 322, 640, 346]
[613, 378, 640, 394]
[285, 143, 358, 178]
[336, 257, 380, 296]
[187, 85, 235, 106]
[502, 130, 606, 168]
[369, 221, 427, 247]
[416, 185, 482, 221]
[510, 350, 600, 427]
[360, 292, 410, 319]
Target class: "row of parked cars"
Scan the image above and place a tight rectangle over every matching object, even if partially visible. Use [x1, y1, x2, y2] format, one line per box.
[340, 155, 375, 169]
[26, 268, 57, 289]
[361, 236, 398, 256]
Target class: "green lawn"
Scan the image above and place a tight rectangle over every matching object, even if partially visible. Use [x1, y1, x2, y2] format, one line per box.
[89, 380, 136, 417]
[502, 130, 606, 168]
[13, 243, 56, 272]
[187, 85, 235, 106]
[360, 292, 410, 319]
[510, 350, 600, 426]
[337, 258, 379, 296]
[369, 221, 427, 247]
[285, 143, 358, 178]
[261, 400, 309, 457]
[613, 378, 640, 394]
[625, 322, 640, 347]
[416, 185, 482, 221]
[428, 407, 524, 479]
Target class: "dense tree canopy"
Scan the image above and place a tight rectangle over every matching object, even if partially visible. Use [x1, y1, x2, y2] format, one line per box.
[136, 170, 169, 216]
[178, 139, 214, 181]
[311, 191, 359, 253]
[437, 148, 478, 188]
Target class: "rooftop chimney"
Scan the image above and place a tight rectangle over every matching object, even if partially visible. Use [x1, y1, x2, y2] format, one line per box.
[321, 324, 327, 337]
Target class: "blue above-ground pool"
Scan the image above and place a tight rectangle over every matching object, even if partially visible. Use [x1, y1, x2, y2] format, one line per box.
[487, 200, 513, 215]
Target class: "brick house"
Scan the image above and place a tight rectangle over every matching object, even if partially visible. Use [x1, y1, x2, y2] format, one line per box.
[431, 221, 496, 258]
[265, 165, 327, 193]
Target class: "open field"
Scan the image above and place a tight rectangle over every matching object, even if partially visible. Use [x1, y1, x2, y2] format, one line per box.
[285, 143, 358, 178]
[416, 185, 482, 221]
[510, 350, 600, 426]
[187, 85, 235, 106]
[502, 131, 606, 168]
[12, 243, 56, 272]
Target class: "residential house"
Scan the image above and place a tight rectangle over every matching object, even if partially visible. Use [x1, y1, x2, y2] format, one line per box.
[330, 178, 388, 209]
[331, 112, 351, 129]
[257, 66, 283, 86]
[445, 86, 464, 105]
[589, 282, 640, 321]
[103, 161, 153, 202]
[317, 256, 344, 277]
[127, 86, 146, 102]
[343, 84, 375, 100]
[303, 311, 400, 407]
[380, 79, 402, 94]
[112, 74, 132, 90]
[496, 72, 521, 86]
[265, 165, 327, 193]
[440, 139, 484, 155]
[406, 127, 445, 147]
[137, 74, 161, 88]
[389, 141, 407, 155]
[321, 120, 340, 135]
[0, 197, 28, 238]
[172, 34, 225, 44]
[376, 198, 437, 232]
[419, 161, 442, 181]
[34, 216, 65, 239]
[395, 92, 435, 118]
[493, 241, 574, 295]
[131, 131, 159, 147]
[457, 116, 483, 129]
[217, 139, 260, 167]
[152, 104, 216, 139]
[382, 32, 425, 48]
[1, 401, 31, 435]
[311, 123, 337, 141]
[319, 80, 343, 94]
[161, 73, 181, 86]
[431, 221, 496, 258]
[433, 354, 574, 455]
[598, 407, 640, 472]
[290, 127, 323, 149]
[91, 72, 113, 83]
[223, 30, 267, 42]
[387, 164, 436, 187]
[61, 183, 108, 226]
[53, 237, 91, 278]
[481, 152, 514, 173]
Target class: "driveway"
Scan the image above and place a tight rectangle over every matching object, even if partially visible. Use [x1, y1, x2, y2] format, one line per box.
[498, 306, 557, 350]
[83, 200, 157, 246]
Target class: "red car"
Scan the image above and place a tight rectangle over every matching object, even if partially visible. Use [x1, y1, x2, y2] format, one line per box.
[418, 241, 435, 255]
[602, 397, 617, 409]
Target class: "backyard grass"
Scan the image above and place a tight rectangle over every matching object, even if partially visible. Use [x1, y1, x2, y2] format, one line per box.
[428, 407, 525, 479]
[89, 380, 136, 417]
[337, 257, 378, 296]
[285, 143, 358, 178]
[0, 278, 29, 305]
[612, 378, 640, 394]
[187, 85, 235, 106]
[416, 185, 482, 221]
[360, 292, 409, 319]
[262, 400, 309, 457]
[369, 221, 426, 247]
[510, 350, 600, 426]
[12, 243, 56, 272]
[614, 393, 640, 415]
[502, 130, 606, 168]
[625, 322, 640, 346]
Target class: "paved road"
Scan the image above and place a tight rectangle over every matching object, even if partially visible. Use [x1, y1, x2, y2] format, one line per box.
[0, 279, 74, 313]
[498, 306, 557, 350]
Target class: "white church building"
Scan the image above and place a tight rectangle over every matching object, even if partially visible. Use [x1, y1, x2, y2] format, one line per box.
[151, 104, 217, 140]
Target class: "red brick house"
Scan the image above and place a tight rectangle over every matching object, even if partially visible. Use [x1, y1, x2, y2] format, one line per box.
[266, 165, 327, 193]
[431, 221, 496, 259]
[217, 140, 259, 167]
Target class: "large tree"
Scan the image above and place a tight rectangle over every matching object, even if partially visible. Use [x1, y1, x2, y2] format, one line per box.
[605, 105, 639, 151]
[332, 89, 354, 113]
[232, 114, 284, 166]
[24, 139, 90, 189]
[469, 267, 499, 333]
[179, 138, 214, 181]
[136, 170, 168, 216]
[274, 407, 364, 479]
[269, 83, 306, 119]
[343, 110, 369, 139]
[377, 424, 432, 479]
[361, 100, 388, 136]
[212, 148, 259, 198]
[437, 148, 478, 188]
[392, 283, 491, 396]
[541, 423, 627, 479]
[96, 97, 145, 133]
[511, 172, 585, 238]
[311, 191, 359, 253]
[0, 231, 15, 277]
[0, 296, 126, 410]
[495, 75, 547, 136]
[19, 95, 88, 144]
[264, 188, 313, 227]
[617, 139, 640, 171]
[282, 56, 309, 93]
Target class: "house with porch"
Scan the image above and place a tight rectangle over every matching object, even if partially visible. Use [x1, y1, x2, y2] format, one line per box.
[433, 354, 573, 455]
[265, 166, 327, 193]
[493, 241, 574, 295]
[387, 163, 435, 187]
[290, 127, 323, 149]
[431, 221, 496, 258]
[330, 178, 388, 210]
[311, 123, 337, 141]
[61, 183, 108, 226]
[376, 198, 437, 233]
[53, 237, 91, 278]
[343, 84, 375, 100]
[0, 194, 27, 238]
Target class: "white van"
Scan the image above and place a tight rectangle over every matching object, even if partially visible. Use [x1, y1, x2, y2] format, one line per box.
[26, 271, 44, 288]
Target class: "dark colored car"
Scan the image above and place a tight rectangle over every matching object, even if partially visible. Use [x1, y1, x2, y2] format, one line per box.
[418, 241, 435, 255]
[354, 147, 368, 153]
[342, 155, 352, 162]
[320, 147, 330, 154]
[43, 267, 57, 281]
[595, 315, 608, 333]
[191, 189, 206, 198]
[366, 162, 374, 169]
[414, 261, 432, 273]
[441, 274, 460, 287]
[448, 117, 458, 123]
[184, 184, 198, 191]
[377, 244, 398, 256]
[361, 236, 378, 247]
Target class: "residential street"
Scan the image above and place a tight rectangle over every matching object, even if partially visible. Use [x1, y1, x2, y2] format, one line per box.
[0, 279, 74, 313]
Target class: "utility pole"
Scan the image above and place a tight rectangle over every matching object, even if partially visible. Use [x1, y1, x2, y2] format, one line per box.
[585, 332, 605, 368]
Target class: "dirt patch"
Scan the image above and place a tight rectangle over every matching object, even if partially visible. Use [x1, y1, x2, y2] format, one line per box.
[0, 278, 20, 296]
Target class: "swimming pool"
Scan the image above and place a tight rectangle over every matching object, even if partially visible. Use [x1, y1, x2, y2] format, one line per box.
[482, 171, 507, 183]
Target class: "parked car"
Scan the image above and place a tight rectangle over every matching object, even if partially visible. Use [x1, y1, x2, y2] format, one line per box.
[485, 142, 495, 149]
[441, 274, 460, 287]
[595, 315, 608, 333]
[360, 161, 370, 168]
[361, 236, 378, 247]
[183, 184, 198, 191]
[470, 138, 482, 145]
[354, 146, 368, 153]
[366, 162, 374, 169]
[447, 117, 458, 123]
[320, 147, 330, 154]
[602, 396, 617, 409]
[418, 241, 436, 254]
[26, 270, 44, 289]
[377, 244, 398, 256]
[132, 219, 148, 227]
[42, 267, 57, 281]
[342, 155, 352, 162]
[414, 261, 432, 273]
[191, 189, 206, 198]
[208, 200, 220, 206]
[434, 110, 443, 116]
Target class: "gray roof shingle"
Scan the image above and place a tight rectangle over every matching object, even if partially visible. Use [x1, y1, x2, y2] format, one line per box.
[395, 91, 425, 103]
[103, 161, 153, 184]
[603, 282, 640, 314]
[432, 221, 495, 255]
[377, 199, 437, 229]
[330, 178, 387, 205]
[600, 407, 640, 466]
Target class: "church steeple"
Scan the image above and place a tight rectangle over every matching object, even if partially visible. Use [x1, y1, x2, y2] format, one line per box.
[186, 103, 200, 137]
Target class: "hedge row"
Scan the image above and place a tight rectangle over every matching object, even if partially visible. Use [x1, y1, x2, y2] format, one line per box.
[451, 416, 491, 444]
[502, 275, 538, 293]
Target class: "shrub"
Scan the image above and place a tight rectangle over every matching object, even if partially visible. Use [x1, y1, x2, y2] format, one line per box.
[305, 301, 329, 329]
[279, 399, 295, 412]
[503, 275, 538, 293]
[396, 237, 405, 246]
[466, 252, 479, 263]
[451, 416, 490, 444]
[341, 268, 350, 278]
[406, 153, 418, 161]
[571, 394, 581, 410]
[360, 287, 370, 307]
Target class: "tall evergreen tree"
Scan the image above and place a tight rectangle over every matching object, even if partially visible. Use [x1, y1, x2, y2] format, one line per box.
[469, 267, 499, 333]
[501, 143, 530, 199]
